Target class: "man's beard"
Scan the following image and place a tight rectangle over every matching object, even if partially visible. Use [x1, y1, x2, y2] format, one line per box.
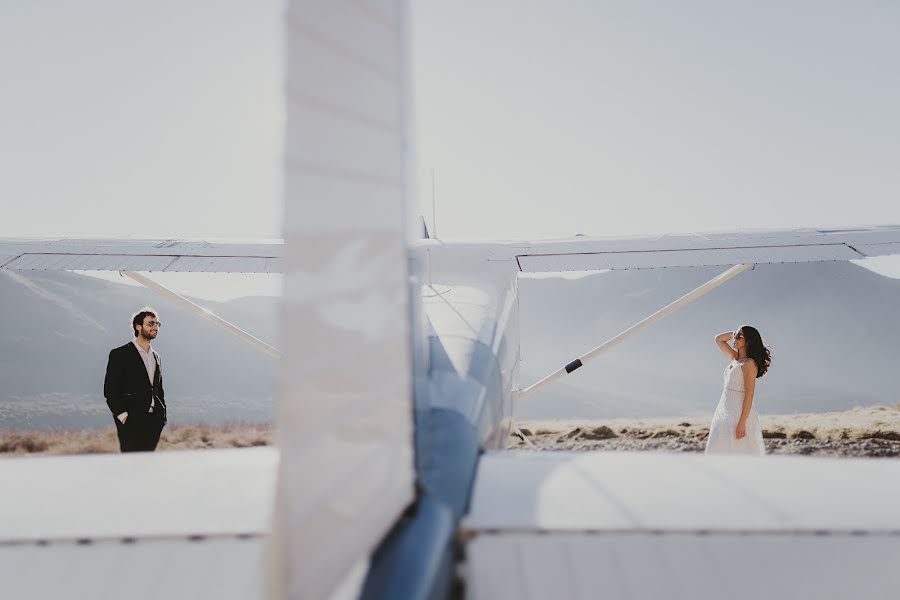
[141, 330, 156, 340]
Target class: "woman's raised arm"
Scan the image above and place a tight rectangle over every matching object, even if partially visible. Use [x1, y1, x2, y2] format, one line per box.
[715, 331, 739, 360]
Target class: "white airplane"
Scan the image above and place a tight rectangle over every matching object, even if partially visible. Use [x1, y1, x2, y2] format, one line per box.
[2, 1, 900, 599]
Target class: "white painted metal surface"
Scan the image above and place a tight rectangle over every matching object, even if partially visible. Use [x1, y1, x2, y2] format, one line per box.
[517, 242, 860, 271]
[510, 225, 900, 257]
[462, 451, 900, 599]
[467, 533, 900, 600]
[854, 241, 900, 257]
[518, 263, 754, 401]
[273, 1, 414, 598]
[416, 224, 900, 273]
[4, 225, 900, 275]
[0, 448, 276, 542]
[0, 238, 283, 272]
[0, 537, 266, 600]
[422, 275, 520, 446]
[463, 451, 900, 532]
[165, 255, 281, 273]
[8, 252, 177, 272]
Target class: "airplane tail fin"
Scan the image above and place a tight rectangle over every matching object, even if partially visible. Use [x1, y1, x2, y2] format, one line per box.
[270, 1, 416, 598]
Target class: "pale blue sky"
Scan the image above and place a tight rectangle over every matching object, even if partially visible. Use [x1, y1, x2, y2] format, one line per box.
[1, 1, 898, 298]
[412, 1, 900, 239]
[0, 1, 282, 240]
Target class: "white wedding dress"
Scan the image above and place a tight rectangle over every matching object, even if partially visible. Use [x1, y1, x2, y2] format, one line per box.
[705, 358, 765, 455]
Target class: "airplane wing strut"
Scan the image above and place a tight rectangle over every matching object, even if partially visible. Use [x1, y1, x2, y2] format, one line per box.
[516, 262, 755, 401]
[121, 271, 282, 360]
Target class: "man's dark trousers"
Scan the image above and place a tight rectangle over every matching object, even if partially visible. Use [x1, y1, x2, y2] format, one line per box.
[114, 410, 166, 452]
[104, 342, 167, 453]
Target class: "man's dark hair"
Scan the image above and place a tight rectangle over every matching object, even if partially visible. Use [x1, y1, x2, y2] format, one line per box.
[131, 307, 158, 337]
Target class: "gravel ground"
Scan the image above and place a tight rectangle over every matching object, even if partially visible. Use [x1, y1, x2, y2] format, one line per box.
[510, 405, 900, 458]
[508, 434, 900, 457]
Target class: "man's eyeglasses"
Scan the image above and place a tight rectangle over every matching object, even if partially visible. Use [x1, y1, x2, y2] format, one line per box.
[146, 321, 161, 328]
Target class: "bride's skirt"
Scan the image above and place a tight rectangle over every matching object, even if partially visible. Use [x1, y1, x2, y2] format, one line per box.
[705, 389, 765, 455]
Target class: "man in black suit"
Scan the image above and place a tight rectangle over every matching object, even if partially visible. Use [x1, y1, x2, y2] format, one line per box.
[104, 307, 167, 452]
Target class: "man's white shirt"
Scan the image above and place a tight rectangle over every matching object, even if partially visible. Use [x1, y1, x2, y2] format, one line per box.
[116, 340, 157, 424]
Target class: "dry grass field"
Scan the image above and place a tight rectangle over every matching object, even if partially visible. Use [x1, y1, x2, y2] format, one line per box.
[3, 405, 899, 458]
[0, 422, 272, 456]
[511, 404, 900, 457]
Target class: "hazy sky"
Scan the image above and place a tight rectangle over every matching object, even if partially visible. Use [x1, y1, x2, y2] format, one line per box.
[1, 1, 899, 298]
[413, 1, 900, 240]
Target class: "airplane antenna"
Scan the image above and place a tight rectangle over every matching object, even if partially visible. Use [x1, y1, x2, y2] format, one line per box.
[431, 168, 437, 239]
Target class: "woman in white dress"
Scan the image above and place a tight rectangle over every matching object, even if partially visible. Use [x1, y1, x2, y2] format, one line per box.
[705, 325, 772, 455]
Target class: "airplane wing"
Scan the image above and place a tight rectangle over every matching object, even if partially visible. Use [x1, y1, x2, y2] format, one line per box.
[0, 238, 283, 273]
[3, 225, 900, 275]
[424, 224, 900, 272]
[462, 450, 900, 599]
[0, 448, 277, 600]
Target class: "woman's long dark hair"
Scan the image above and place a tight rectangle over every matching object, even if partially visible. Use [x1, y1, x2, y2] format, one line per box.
[740, 325, 771, 378]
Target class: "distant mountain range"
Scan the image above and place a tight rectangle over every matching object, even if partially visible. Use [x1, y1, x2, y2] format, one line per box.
[2, 261, 897, 429]
[518, 261, 900, 419]
[0, 270, 277, 429]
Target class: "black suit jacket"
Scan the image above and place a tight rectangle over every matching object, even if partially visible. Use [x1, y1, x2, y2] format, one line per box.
[104, 342, 167, 423]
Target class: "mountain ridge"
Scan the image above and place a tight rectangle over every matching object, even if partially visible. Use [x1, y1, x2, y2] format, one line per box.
[2, 261, 898, 428]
